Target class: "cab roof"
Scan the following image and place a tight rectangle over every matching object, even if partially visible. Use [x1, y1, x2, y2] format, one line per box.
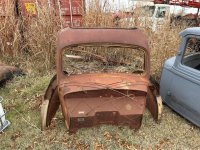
[57, 28, 150, 53]
[180, 27, 200, 37]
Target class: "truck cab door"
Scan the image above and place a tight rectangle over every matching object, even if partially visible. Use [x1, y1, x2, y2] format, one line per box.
[168, 35, 200, 126]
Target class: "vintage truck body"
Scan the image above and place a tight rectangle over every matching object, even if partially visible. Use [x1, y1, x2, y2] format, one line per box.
[41, 28, 162, 133]
[160, 27, 200, 127]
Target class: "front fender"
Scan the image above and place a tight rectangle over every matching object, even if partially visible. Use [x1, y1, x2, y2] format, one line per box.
[41, 75, 60, 129]
[147, 84, 162, 122]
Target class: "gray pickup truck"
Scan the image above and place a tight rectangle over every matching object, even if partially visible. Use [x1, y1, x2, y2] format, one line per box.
[160, 27, 200, 127]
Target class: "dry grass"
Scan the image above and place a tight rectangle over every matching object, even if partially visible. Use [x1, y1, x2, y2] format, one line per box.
[83, 0, 115, 27]
[0, 75, 200, 149]
[0, 0, 199, 149]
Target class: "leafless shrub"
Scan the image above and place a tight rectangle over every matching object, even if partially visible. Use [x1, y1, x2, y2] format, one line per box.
[0, 0, 21, 57]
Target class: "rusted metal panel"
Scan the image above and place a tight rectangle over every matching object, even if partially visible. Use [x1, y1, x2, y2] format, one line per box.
[41, 75, 60, 129]
[147, 86, 160, 121]
[0, 63, 22, 86]
[59, 73, 149, 95]
[58, 72, 150, 132]
[64, 89, 147, 132]
[57, 28, 149, 52]
[56, 28, 150, 80]
[41, 71, 69, 129]
[42, 28, 161, 133]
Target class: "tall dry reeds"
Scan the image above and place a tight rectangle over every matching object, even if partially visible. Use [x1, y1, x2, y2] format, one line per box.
[0, 0, 187, 78]
[0, 0, 21, 57]
[0, 2, 62, 70]
[21, 6, 62, 70]
[149, 26, 180, 79]
[83, 0, 115, 27]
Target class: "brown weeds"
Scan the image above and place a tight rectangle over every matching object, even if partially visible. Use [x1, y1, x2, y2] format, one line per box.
[0, 0, 186, 78]
[0, 0, 21, 57]
[21, 7, 62, 69]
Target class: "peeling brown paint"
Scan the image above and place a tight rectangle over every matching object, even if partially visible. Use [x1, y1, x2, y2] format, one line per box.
[42, 28, 161, 133]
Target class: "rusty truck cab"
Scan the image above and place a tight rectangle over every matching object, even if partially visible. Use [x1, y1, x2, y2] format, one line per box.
[41, 28, 162, 133]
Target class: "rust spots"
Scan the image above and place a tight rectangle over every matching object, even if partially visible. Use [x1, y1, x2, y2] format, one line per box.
[42, 28, 161, 133]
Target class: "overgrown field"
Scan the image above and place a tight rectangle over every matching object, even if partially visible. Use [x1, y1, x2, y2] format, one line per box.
[0, 1, 200, 149]
[1, 75, 200, 149]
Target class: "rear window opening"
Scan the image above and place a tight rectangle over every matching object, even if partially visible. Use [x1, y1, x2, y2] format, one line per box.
[62, 44, 146, 74]
[182, 37, 200, 71]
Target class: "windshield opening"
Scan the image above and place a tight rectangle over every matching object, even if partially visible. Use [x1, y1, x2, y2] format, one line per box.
[141, 6, 155, 17]
[62, 44, 146, 74]
[156, 7, 167, 18]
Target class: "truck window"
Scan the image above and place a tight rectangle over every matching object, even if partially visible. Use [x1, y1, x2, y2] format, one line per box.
[182, 37, 200, 71]
[156, 7, 167, 18]
[141, 6, 155, 17]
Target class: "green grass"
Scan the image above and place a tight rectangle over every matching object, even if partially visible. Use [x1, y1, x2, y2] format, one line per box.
[0, 75, 200, 150]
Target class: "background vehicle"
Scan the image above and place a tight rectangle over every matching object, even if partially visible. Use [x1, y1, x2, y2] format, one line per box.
[154, 0, 200, 25]
[139, 3, 171, 31]
[114, 0, 200, 30]
[160, 27, 200, 127]
[115, 2, 171, 31]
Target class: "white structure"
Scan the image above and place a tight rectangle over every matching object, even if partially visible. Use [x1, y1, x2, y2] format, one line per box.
[0, 97, 10, 132]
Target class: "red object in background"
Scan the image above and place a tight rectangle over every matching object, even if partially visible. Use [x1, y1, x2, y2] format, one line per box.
[17, 0, 84, 27]
[171, 0, 200, 9]
[18, 0, 55, 16]
[55, 0, 83, 16]
[187, 0, 200, 8]
[54, 0, 84, 27]
[61, 15, 82, 27]
[18, 0, 38, 16]
[154, 0, 168, 4]
[154, 0, 200, 8]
